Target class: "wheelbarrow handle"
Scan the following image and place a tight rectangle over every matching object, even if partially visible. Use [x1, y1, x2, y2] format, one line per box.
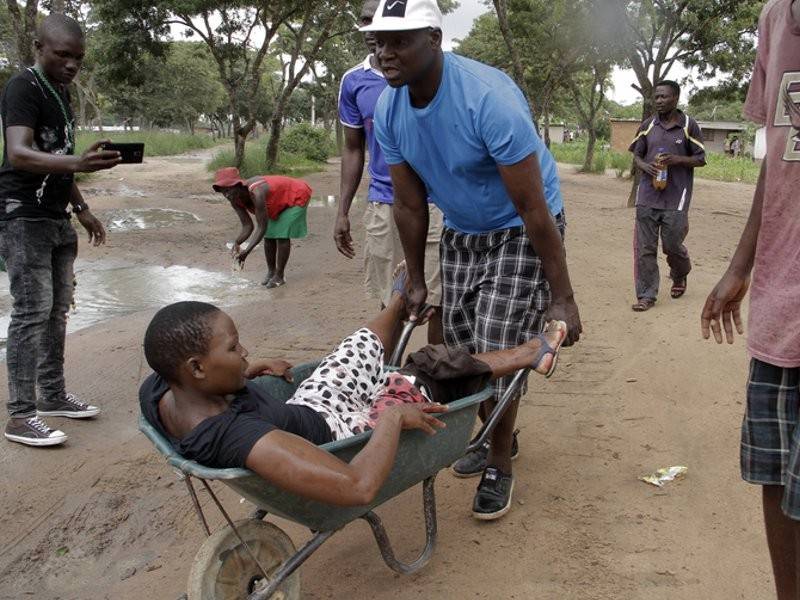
[464, 367, 529, 454]
[386, 303, 432, 367]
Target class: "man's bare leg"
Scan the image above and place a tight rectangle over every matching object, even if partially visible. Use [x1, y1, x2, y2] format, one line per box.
[763, 485, 800, 600]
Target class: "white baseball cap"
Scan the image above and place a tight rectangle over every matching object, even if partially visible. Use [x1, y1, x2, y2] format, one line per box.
[359, 0, 443, 31]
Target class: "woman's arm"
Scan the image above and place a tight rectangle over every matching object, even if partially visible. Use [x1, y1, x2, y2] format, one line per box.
[245, 404, 447, 506]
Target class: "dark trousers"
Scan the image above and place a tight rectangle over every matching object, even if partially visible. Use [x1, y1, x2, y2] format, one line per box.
[634, 206, 691, 301]
[0, 218, 77, 418]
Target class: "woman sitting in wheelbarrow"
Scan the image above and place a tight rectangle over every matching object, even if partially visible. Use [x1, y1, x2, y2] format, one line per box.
[139, 284, 566, 507]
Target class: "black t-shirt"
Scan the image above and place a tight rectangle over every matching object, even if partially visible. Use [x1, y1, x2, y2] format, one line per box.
[139, 373, 333, 469]
[0, 69, 75, 220]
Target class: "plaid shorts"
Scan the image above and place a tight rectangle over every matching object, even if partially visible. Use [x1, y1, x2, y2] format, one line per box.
[741, 358, 800, 519]
[439, 216, 565, 401]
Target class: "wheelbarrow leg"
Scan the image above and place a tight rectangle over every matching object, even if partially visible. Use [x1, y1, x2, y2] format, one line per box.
[248, 530, 338, 600]
[361, 475, 438, 575]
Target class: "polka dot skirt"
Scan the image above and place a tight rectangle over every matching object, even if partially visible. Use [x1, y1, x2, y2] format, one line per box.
[286, 328, 428, 440]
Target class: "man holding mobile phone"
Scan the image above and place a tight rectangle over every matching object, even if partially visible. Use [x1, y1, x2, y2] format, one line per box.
[0, 13, 121, 447]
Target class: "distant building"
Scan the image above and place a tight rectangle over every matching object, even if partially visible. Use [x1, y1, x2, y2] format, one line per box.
[610, 117, 749, 155]
[548, 123, 566, 145]
[609, 118, 641, 153]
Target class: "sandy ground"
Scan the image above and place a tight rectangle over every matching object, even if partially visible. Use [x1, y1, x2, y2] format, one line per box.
[0, 149, 772, 600]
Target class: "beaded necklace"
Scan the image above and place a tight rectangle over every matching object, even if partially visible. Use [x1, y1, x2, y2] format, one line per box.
[29, 66, 75, 151]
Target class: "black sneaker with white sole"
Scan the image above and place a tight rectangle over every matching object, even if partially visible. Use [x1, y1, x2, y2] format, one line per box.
[37, 393, 100, 419]
[5, 416, 68, 447]
[472, 466, 514, 521]
[451, 430, 520, 478]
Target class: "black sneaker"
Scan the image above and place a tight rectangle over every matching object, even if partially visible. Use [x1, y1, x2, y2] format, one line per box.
[5, 416, 67, 446]
[472, 466, 515, 521]
[451, 430, 520, 478]
[38, 393, 100, 419]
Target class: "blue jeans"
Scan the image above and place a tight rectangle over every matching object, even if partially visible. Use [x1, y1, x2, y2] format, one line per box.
[0, 218, 77, 418]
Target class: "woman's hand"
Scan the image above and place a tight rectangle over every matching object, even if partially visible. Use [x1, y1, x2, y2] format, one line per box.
[245, 359, 294, 382]
[388, 403, 448, 435]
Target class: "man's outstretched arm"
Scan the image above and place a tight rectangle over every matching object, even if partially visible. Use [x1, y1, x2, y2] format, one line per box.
[390, 162, 430, 318]
[498, 154, 582, 345]
[6, 126, 120, 174]
[701, 161, 765, 344]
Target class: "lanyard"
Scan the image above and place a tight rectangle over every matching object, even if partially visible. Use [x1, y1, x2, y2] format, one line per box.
[29, 66, 75, 151]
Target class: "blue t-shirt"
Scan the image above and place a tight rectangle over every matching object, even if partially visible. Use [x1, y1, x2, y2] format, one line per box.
[338, 56, 393, 203]
[374, 53, 563, 234]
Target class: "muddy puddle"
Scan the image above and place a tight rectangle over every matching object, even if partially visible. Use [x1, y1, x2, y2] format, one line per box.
[100, 208, 201, 231]
[0, 261, 257, 360]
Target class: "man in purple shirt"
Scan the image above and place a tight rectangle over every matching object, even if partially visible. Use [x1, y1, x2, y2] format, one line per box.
[629, 80, 706, 312]
[335, 0, 444, 343]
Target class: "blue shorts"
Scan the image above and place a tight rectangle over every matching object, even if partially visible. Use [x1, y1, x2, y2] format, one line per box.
[741, 358, 800, 519]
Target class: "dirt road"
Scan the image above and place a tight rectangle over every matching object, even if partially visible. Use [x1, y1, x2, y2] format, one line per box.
[0, 149, 770, 600]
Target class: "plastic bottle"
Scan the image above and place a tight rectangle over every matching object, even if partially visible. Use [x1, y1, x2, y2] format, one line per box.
[652, 147, 668, 191]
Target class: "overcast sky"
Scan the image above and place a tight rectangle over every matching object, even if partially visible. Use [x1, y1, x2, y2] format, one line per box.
[440, 0, 698, 106]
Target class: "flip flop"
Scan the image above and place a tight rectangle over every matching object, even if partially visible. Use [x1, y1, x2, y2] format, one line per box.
[632, 298, 656, 312]
[670, 278, 687, 298]
[531, 320, 568, 378]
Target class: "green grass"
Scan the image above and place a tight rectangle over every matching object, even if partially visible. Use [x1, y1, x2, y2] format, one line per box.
[700, 152, 760, 185]
[550, 140, 630, 176]
[74, 131, 217, 156]
[551, 138, 761, 184]
[207, 140, 326, 178]
[0, 130, 217, 160]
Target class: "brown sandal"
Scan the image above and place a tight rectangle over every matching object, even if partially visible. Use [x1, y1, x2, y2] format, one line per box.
[632, 298, 656, 312]
[670, 278, 687, 298]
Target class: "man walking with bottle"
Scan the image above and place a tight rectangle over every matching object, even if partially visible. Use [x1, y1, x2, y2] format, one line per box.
[629, 80, 706, 312]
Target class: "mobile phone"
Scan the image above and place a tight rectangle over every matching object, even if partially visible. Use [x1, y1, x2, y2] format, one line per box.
[102, 142, 145, 164]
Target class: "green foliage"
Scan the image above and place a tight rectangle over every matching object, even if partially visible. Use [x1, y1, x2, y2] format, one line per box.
[207, 140, 324, 179]
[701, 152, 760, 184]
[0, 131, 217, 160]
[76, 131, 217, 156]
[551, 139, 760, 184]
[278, 123, 333, 163]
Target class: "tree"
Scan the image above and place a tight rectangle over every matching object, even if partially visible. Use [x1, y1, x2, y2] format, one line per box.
[4, 0, 38, 67]
[263, 2, 349, 170]
[95, 1, 316, 166]
[607, 0, 763, 204]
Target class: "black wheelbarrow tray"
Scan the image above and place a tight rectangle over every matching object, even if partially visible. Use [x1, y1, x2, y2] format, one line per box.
[140, 332, 528, 600]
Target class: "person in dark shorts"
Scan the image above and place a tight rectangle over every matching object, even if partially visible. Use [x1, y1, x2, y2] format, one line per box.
[702, 1, 800, 596]
[212, 167, 311, 288]
[629, 80, 706, 312]
[140, 287, 567, 507]
[1, 14, 122, 447]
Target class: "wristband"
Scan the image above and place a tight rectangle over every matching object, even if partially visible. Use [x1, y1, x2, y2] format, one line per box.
[72, 202, 89, 214]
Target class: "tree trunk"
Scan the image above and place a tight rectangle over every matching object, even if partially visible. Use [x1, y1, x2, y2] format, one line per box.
[5, 0, 37, 67]
[582, 130, 597, 172]
[265, 113, 282, 171]
[627, 99, 653, 207]
[234, 131, 246, 168]
[543, 109, 551, 148]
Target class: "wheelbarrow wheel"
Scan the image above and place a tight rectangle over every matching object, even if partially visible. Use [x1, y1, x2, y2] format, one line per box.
[187, 519, 300, 600]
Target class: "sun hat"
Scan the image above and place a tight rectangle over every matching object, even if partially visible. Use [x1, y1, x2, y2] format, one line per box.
[359, 0, 442, 31]
[212, 167, 246, 191]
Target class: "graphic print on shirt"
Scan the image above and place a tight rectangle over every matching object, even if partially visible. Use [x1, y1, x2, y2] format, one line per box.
[33, 123, 72, 205]
[774, 72, 800, 161]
